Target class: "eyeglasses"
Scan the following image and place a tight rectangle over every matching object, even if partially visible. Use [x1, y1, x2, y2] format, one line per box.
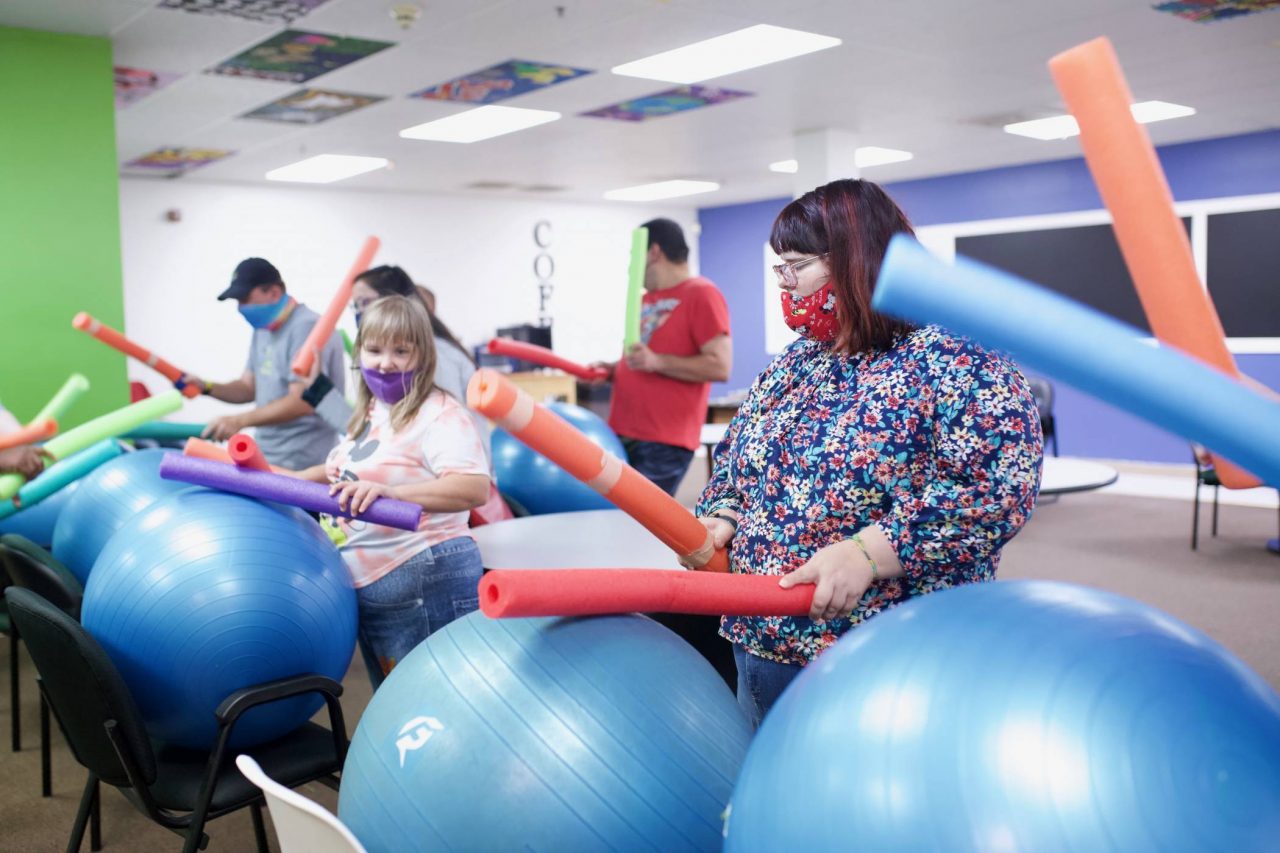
[772, 253, 828, 289]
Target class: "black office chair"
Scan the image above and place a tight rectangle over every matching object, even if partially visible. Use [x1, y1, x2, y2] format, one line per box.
[0, 533, 86, 799]
[1191, 445, 1221, 550]
[1, 572, 19, 754]
[4, 587, 349, 853]
[1025, 376, 1058, 456]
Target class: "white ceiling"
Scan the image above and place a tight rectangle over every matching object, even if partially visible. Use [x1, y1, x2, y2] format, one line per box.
[4, 0, 1279, 207]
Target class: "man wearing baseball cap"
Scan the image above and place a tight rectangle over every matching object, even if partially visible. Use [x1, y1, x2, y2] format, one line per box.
[184, 257, 346, 469]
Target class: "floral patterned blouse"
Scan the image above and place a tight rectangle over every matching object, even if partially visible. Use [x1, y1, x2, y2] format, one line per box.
[696, 324, 1043, 665]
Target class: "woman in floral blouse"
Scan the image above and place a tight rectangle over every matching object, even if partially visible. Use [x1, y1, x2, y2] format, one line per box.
[689, 179, 1043, 727]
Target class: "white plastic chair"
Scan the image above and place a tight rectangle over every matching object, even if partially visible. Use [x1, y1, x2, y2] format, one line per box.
[235, 754, 367, 853]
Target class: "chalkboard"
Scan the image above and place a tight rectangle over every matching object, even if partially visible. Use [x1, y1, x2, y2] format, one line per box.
[956, 220, 1192, 334]
[1207, 208, 1280, 338]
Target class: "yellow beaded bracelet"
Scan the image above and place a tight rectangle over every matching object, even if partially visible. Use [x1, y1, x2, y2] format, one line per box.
[850, 532, 880, 582]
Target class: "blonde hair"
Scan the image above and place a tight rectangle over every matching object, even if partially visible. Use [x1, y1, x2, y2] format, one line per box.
[347, 295, 438, 436]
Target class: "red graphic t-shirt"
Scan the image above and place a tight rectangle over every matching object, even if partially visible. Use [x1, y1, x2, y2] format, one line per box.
[608, 276, 731, 451]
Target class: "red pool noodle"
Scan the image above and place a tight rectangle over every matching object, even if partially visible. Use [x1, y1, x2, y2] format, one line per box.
[228, 433, 271, 472]
[479, 569, 812, 618]
[184, 437, 283, 474]
[291, 236, 380, 378]
[486, 338, 609, 382]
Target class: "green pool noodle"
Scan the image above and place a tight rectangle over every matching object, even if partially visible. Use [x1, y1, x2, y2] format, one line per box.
[342, 329, 354, 357]
[0, 391, 183, 500]
[121, 422, 206, 442]
[31, 373, 90, 425]
[0, 438, 123, 519]
[623, 226, 648, 349]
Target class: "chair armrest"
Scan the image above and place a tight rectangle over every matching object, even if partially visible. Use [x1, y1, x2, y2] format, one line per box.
[214, 673, 343, 727]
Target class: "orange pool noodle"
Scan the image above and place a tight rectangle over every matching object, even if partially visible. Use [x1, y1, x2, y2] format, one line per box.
[228, 433, 271, 472]
[184, 437, 283, 474]
[72, 312, 201, 399]
[291, 236, 380, 378]
[467, 368, 728, 572]
[1049, 37, 1259, 488]
[486, 338, 609, 381]
[479, 570, 810, 618]
[0, 418, 57, 451]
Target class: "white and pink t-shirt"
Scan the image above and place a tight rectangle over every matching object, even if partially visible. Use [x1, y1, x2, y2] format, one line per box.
[324, 391, 490, 588]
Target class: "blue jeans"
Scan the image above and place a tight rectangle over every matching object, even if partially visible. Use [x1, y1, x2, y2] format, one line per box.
[734, 644, 803, 729]
[621, 438, 695, 496]
[356, 536, 483, 690]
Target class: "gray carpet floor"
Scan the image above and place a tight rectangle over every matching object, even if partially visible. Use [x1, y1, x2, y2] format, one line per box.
[1, 491, 1276, 851]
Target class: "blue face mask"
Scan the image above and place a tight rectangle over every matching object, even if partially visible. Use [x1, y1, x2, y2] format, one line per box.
[238, 291, 290, 329]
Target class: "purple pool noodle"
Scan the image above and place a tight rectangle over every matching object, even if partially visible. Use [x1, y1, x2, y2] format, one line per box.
[158, 454, 423, 531]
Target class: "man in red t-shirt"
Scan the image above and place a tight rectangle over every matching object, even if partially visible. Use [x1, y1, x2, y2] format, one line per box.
[596, 218, 732, 495]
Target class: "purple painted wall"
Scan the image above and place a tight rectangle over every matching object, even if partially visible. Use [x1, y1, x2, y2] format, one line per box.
[698, 129, 1280, 464]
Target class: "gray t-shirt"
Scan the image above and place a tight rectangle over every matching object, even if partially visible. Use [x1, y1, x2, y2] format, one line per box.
[246, 303, 345, 469]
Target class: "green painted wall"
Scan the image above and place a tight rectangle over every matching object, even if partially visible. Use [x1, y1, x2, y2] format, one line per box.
[0, 26, 127, 427]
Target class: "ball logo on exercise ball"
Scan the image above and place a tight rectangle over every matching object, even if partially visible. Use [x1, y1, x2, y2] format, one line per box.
[395, 716, 445, 768]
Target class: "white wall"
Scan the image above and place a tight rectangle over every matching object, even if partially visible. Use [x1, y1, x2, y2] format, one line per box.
[118, 178, 697, 420]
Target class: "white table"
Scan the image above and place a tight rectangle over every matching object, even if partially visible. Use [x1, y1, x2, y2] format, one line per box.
[472, 509, 682, 570]
[1038, 457, 1119, 496]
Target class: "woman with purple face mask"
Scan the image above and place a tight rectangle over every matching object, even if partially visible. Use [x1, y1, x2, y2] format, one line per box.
[295, 296, 490, 689]
[685, 179, 1044, 727]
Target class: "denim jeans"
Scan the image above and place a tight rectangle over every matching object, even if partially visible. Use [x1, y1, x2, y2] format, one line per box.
[621, 437, 695, 496]
[734, 644, 804, 729]
[356, 536, 483, 690]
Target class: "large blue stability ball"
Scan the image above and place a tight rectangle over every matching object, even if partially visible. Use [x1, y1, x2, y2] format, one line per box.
[339, 612, 751, 852]
[492, 401, 624, 515]
[51, 448, 188, 584]
[82, 489, 357, 750]
[0, 479, 81, 548]
[726, 580, 1280, 851]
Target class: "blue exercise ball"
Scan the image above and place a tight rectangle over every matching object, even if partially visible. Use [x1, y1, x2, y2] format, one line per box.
[725, 580, 1280, 851]
[492, 402, 625, 515]
[82, 489, 356, 750]
[51, 448, 188, 584]
[0, 478, 81, 548]
[339, 612, 751, 852]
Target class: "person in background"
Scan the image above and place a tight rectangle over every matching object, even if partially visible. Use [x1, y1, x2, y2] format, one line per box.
[0, 401, 51, 478]
[594, 218, 732, 496]
[687, 179, 1043, 727]
[184, 257, 345, 469]
[294, 296, 490, 689]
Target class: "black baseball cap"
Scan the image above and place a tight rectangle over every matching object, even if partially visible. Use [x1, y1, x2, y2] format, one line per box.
[219, 257, 282, 301]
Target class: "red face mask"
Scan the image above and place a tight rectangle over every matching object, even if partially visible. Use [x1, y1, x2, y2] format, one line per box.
[781, 282, 839, 342]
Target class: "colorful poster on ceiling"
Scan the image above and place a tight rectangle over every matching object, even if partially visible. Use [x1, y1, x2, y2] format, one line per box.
[157, 0, 332, 25]
[115, 66, 182, 109]
[1152, 0, 1280, 21]
[241, 88, 386, 123]
[409, 60, 593, 104]
[123, 147, 235, 176]
[207, 30, 394, 84]
[580, 85, 753, 121]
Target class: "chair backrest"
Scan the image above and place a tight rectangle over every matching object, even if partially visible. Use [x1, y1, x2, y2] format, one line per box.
[0, 534, 84, 620]
[235, 755, 366, 853]
[1025, 376, 1055, 422]
[3, 587, 157, 787]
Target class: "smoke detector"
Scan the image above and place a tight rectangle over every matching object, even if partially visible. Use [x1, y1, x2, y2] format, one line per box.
[390, 3, 422, 29]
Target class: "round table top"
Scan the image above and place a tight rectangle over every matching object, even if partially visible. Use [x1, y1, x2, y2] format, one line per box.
[1038, 457, 1119, 496]
[473, 509, 683, 570]
[700, 422, 729, 446]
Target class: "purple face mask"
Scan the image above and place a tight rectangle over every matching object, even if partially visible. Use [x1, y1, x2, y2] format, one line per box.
[361, 367, 415, 404]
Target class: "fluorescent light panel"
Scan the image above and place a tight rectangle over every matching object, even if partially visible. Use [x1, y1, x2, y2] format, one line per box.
[604, 180, 720, 202]
[265, 154, 388, 184]
[769, 147, 913, 174]
[400, 105, 560, 143]
[612, 24, 841, 83]
[1004, 100, 1196, 140]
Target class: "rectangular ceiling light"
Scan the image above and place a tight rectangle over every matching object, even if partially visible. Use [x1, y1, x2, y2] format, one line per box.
[603, 180, 720, 202]
[769, 159, 799, 173]
[265, 154, 389, 184]
[612, 24, 841, 83]
[400, 105, 560, 143]
[854, 146, 913, 168]
[1004, 100, 1196, 140]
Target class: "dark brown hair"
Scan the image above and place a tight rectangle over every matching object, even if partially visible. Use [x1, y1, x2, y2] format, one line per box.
[355, 265, 474, 365]
[770, 179, 916, 355]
